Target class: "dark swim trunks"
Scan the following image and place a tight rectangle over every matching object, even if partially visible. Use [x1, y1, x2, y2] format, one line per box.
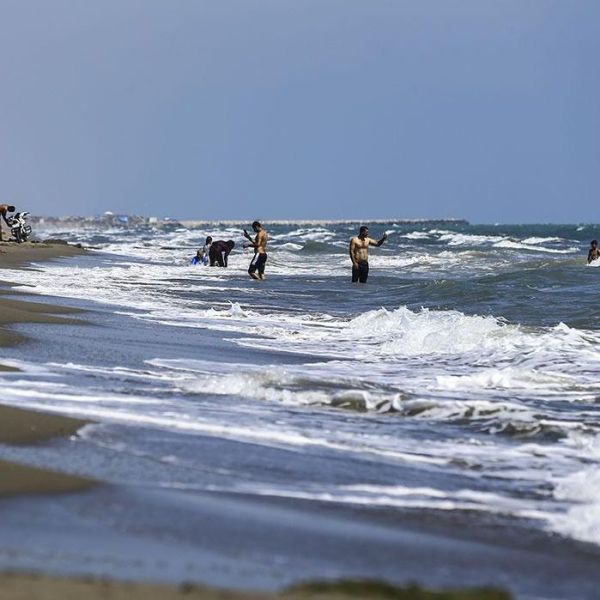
[352, 260, 369, 283]
[248, 252, 267, 276]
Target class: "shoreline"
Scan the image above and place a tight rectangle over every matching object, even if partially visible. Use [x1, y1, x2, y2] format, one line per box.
[0, 241, 87, 346]
[0, 240, 85, 268]
[0, 572, 510, 600]
[0, 243, 96, 493]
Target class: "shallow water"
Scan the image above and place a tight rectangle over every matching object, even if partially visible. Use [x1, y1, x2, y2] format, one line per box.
[1, 221, 600, 597]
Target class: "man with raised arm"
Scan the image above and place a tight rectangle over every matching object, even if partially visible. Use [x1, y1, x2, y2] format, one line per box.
[243, 221, 268, 280]
[349, 225, 388, 283]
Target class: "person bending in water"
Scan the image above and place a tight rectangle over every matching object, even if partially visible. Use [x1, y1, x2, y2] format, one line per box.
[209, 240, 235, 267]
[0, 204, 15, 242]
[588, 240, 600, 264]
[349, 226, 388, 283]
[191, 236, 213, 265]
[243, 221, 268, 280]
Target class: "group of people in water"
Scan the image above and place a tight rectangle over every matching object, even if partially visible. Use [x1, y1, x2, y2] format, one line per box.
[194, 222, 600, 279]
[192, 221, 270, 280]
[193, 221, 388, 282]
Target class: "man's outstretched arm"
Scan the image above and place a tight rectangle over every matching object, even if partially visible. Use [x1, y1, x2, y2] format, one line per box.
[369, 233, 388, 247]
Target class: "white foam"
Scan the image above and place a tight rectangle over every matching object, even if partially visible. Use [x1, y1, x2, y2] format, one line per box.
[493, 240, 577, 253]
[401, 231, 432, 240]
[213, 482, 552, 520]
[549, 467, 600, 544]
[438, 232, 507, 246]
[277, 242, 303, 251]
[521, 237, 565, 245]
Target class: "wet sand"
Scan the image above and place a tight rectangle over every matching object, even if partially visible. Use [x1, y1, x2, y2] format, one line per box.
[0, 573, 509, 600]
[0, 241, 87, 345]
[0, 240, 85, 268]
[0, 404, 90, 446]
[0, 242, 95, 495]
[0, 403, 95, 496]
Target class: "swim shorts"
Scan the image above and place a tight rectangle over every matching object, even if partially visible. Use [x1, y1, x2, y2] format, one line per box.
[352, 260, 369, 283]
[248, 252, 268, 276]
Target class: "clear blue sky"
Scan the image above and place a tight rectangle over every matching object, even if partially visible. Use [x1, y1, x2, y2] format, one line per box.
[0, 0, 598, 222]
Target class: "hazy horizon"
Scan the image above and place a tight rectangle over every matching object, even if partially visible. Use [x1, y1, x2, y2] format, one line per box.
[32, 212, 600, 227]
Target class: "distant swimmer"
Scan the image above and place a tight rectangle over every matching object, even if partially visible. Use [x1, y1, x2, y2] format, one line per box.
[588, 240, 600, 264]
[191, 236, 212, 265]
[0, 204, 15, 242]
[209, 240, 235, 267]
[243, 221, 268, 280]
[349, 226, 388, 283]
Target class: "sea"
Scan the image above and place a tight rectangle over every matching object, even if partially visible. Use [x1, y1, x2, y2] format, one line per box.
[1, 221, 600, 599]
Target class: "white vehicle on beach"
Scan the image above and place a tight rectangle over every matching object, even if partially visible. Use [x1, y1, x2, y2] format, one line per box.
[9, 211, 32, 243]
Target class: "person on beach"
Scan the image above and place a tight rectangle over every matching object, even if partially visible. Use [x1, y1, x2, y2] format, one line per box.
[588, 240, 600, 264]
[208, 240, 235, 267]
[349, 226, 388, 283]
[0, 205, 15, 241]
[243, 221, 268, 280]
[191, 236, 212, 265]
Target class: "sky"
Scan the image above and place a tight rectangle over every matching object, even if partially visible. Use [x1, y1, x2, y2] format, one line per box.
[0, 0, 598, 223]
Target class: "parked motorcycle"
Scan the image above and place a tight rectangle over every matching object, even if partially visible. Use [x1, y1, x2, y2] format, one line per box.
[10, 212, 32, 243]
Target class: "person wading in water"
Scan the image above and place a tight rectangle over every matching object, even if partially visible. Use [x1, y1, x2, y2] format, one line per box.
[349, 225, 388, 283]
[243, 221, 268, 280]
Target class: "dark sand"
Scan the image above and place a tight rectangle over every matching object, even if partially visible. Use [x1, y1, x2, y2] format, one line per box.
[0, 242, 96, 496]
[0, 458, 94, 496]
[0, 404, 96, 496]
[0, 404, 90, 445]
[0, 574, 509, 600]
[0, 241, 87, 345]
[0, 240, 85, 268]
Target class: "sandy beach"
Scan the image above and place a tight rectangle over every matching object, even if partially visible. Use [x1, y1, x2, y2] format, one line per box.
[0, 573, 509, 600]
[0, 247, 95, 500]
[0, 240, 85, 268]
[0, 247, 94, 498]
[0, 241, 87, 345]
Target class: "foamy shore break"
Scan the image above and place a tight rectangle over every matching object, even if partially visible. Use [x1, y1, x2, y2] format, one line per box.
[0, 242, 509, 600]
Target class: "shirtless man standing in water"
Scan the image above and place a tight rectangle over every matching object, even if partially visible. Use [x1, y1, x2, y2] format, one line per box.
[349, 226, 388, 283]
[243, 221, 268, 280]
[588, 240, 600, 264]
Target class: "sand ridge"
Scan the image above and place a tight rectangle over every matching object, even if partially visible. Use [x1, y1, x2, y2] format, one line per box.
[0, 573, 511, 600]
[0, 241, 88, 345]
[0, 242, 97, 497]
